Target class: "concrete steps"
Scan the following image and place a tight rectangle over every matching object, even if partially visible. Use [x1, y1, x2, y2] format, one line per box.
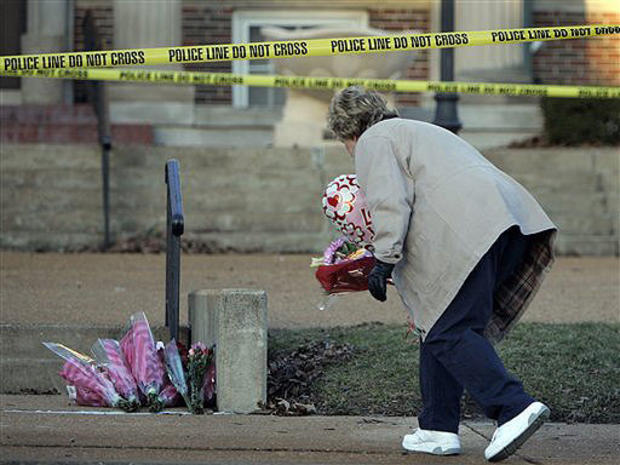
[403, 102, 543, 150]
[457, 103, 543, 150]
[110, 103, 280, 147]
[486, 148, 619, 256]
[154, 124, 273, 147]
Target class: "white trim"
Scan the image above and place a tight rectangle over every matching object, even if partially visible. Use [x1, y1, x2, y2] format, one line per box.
[231, 9, 368, 107]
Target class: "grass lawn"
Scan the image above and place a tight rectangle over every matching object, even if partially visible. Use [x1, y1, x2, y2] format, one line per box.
[268, 322, 620, 423]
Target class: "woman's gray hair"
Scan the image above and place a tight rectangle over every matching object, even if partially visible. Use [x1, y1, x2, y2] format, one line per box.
[327, 86, 399, 140]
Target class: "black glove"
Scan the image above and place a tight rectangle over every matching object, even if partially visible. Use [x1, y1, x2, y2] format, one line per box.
[367, 260, 395, 302]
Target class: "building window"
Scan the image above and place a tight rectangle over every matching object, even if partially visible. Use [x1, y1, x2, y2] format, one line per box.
[232, 10, 367, 108]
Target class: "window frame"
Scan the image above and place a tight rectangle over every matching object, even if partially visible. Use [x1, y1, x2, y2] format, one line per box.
[231, 9, 368, 108]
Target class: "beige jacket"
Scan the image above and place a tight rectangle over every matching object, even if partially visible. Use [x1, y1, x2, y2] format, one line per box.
[354, 118, 557, 340]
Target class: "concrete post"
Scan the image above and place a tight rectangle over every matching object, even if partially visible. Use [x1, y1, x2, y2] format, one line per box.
[188, 289, 268, 414]
[188, 289, 219, 348]
[21, 0, 67, 104]
[110, 0, 194, 124]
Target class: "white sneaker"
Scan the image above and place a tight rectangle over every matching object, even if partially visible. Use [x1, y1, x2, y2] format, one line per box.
[402, 428, 461, 455]
[484, 401, 550, 462]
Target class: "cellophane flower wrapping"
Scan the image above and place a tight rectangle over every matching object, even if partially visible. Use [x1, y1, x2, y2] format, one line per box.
[159, 383, 182, 407]
[201, 351, 216, 408]
[45, 342, 124, 408]
[91, 339, 140, 411]
[312, 237, 376, 294]
[162, 339, 191, 409]
[121, 312, 166, 412]
[187, 342, 213, 414]
[64, 384, 107, 407]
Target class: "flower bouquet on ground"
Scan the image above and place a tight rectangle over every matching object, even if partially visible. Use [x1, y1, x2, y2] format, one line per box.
[91, 339, 140, 411]
[120, 312, 167, 412]
[161, 339, 191, 409]
[45, 311, 216, 414]
[187, 342, 215, 414]
[43, 342, 129, 410]
[202, 358, 216, 409]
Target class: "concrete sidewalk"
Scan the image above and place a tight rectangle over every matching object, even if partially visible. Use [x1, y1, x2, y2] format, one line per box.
[2, 395, 619, 465]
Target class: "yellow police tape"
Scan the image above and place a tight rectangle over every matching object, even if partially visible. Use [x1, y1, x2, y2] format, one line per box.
[1, 24, 618, 72]
[3, 68, 618, 99]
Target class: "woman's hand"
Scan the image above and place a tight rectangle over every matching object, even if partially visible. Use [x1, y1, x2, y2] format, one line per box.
[367, 260, 395, 302]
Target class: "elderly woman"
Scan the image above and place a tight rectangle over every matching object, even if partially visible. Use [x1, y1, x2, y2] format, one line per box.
[327, 86, 557, 462]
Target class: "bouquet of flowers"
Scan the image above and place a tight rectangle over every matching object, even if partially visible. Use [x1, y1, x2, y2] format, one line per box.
[45, 312, 216, 414]
[202, 360, 216, 408]
[311, 237, 376, 294]
[43, 342, 129, 410]
[91, 338, 140, 411]
[162, 339, 191, 409]
[187, 342, 215, 414]
[120, 312, 167, 412]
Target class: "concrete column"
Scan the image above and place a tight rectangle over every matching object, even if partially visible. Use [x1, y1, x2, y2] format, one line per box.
[188, 289, 219, 348]
[189, 289, 268, 414]
[110, 0, 194, 124]
[455, 0, 523, 76]
[21, 0, 67, 104]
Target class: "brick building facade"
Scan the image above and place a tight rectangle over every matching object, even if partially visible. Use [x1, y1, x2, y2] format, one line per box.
[71, 2, 432, 107]
[1, 0, 617, 145]
[5, 0, 617, 107]
[66, 1, 617, 106]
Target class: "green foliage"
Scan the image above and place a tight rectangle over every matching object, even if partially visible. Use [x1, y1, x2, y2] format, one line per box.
[541, 98, 620, 146]
[269, 323, 620, 423]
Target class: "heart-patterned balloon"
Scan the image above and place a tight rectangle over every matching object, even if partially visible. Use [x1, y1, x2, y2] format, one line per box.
[322, 174, 375, 246]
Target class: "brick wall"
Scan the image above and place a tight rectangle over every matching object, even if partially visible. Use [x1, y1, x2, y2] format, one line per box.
[182, 4, 233, 104]
[369, 8, 430, 107]
[533, 10, 619, 86]
[0, 105, 153, 144]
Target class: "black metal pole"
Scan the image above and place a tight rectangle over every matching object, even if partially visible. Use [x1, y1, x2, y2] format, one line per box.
[83, 10, 111, 250]
[101, 141, 111, 250]
[165, 160, 184, 341]
[97, 81, 111, 250]
[432, 0, 462, 134]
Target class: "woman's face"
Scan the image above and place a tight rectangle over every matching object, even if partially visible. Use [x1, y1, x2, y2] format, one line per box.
[344, 138, 357, 157]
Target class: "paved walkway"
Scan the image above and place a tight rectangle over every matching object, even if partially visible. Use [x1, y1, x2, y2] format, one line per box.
[2, 395, 619, 465]
[1, 252, 618, 328]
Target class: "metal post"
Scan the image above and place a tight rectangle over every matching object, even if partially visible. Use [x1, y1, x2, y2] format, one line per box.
[83, 10, 111, 250]
[432, 0, 462, 134]
[96, 81, 111, 250]
[165, 159, 184, 341]
[523, 0, 534, 79]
